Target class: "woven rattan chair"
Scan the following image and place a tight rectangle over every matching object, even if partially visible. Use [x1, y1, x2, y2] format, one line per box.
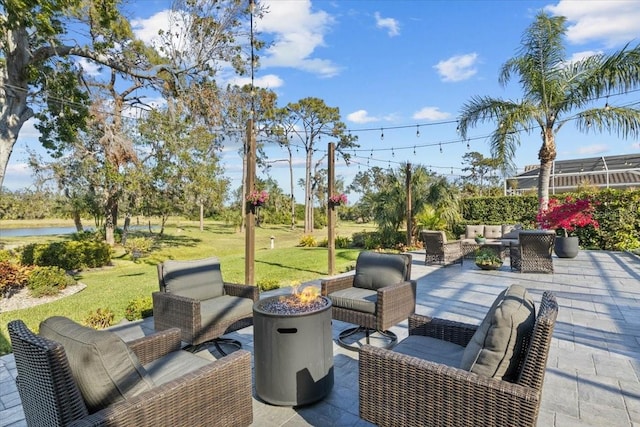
[321, 251, 416, 351]
[153, 257, 258, 353]
[8, 319, 253, 427]
[510, 230, 556, 273]
[359, 290, 558, 427]
[420, 230, 463, 266]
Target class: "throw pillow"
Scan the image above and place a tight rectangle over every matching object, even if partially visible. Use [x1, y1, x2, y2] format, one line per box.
[460, 285, 536, 381]
[39, 316, 155, 413]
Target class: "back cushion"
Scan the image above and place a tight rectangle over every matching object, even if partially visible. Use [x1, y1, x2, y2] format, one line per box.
[39, 316, 154, 413]
[465, 225, 484, 238]
[501, 224, 523, 239]
[353, 251, 408, 290]
[161, 257, 224, 300]
[484, 225, 502, 239]
[460, 285, 536, 381]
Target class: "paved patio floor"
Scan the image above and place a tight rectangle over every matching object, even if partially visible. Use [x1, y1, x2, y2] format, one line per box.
[1, 250, 639, 426]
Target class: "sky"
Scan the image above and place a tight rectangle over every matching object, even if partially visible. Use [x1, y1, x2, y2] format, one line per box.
[4, 0, 640, 203]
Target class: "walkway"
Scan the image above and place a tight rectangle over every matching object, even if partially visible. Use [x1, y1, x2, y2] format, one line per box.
[1, 250, 639, 426]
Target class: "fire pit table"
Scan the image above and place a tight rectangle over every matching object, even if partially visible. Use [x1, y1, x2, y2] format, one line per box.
[253, 293, 334, 406]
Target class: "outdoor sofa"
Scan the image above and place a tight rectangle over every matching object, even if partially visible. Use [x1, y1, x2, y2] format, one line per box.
[459, 224, 523, 258]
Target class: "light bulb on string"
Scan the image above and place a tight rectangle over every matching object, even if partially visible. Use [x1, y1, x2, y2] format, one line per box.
[466, 139, 470, 150]
[380, 128, 384, 140]
[439, 143, 443, 154]
[413, 146, 416, 155]
[391, 147, 395, 157]
[416, 125, 420, 138]
[370, 149, 373, 157]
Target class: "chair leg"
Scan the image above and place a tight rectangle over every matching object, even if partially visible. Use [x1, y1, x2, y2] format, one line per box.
[336, 326, 397, 351]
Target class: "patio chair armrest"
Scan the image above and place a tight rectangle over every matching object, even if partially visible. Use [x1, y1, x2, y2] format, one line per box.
[376, 280, 417, 330]
[127, 328, 182, 365]
[408, 313, 477, 347]
[224, 282, 259, 301]
[359, 345, 540, 427]
[70, 350, 253, 427]
[152, 291, 201, 338]
[321, 275, 355, 296]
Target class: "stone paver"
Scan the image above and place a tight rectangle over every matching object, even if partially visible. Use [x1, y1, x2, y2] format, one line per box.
[1, 250, 639, 426]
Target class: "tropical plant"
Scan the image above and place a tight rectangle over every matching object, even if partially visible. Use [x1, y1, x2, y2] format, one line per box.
[475, 248, 502, 266]
[457, 11, 640, 212]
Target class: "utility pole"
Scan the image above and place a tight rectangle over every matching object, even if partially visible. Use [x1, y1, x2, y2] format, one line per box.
[327, 142, 335, 275]
[245, 119, 256, 285]
[406, 163, 412, 247]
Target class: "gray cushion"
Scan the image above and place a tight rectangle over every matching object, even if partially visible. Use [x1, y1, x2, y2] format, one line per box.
[144, 350, 215, 386]
[39, 316, 154, 413]
[328, 287, 377, 314]
[199, 295, 255, 326]
[484, 225, 502, 239]
[465, 225, 484, 238]
[460, 285, 536, 381]
[393, 335, 466, 367]
[353, 251, 408, 291]
[502, 230, 521, 240]
[161, 257, 225, 300]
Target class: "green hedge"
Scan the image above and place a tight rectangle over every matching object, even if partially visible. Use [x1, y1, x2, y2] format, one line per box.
[459, 189, 640, 250]
[20, 240, 112, 270]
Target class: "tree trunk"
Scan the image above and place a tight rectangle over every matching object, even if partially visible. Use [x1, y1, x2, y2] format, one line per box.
[121, 214, 131, 246]
[288, 147, 295, 229]
[200, 201, 204, 231]
[73, 210, 84, 232]
[304, 148, 313, 233]
[537, 127, 557, 212]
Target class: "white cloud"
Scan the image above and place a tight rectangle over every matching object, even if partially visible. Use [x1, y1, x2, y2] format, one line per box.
[257, 0, 340, 78]
[434, 53, 478, 82]
[412, 107, 451, 121]
[566, 50, 602, 63]
[15, 118, 40, 140]
[76, 58, 102, 77]
[545, 1, 640, 47]
[131, 10, 172, 47]
[347, 110, 379, 124]
[228, 74, 284, 90]
[374, 12, 400, 37]
[575, 144, 609, 155]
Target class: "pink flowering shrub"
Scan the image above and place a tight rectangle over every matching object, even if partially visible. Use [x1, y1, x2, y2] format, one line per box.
[536, 196, 600, 237]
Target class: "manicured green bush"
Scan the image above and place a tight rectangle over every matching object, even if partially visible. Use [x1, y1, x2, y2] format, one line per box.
[20, 240, 112, 270]
[27, 266, 76, 297]
[124, 296, 153, 321]
[84, 308, 114, 329]
[335, 235, 352, 249]
[124, 237, 154, 259]
[257, 279, 279, 292]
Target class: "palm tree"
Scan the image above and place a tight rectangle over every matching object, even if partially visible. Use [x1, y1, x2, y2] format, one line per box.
[457, 11, 640, 211]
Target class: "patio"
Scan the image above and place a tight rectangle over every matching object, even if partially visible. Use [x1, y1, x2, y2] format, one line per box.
[1, 250, 639, 426]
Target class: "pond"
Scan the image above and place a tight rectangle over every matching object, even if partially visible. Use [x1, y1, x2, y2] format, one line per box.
[0, 227, 82, 237]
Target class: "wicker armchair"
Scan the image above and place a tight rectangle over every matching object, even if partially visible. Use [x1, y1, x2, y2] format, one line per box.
[359, 290, 558, 427]
[153, 257, 259, 353]
[8, 319, 253, 427]
[510, 230, 556, 273]
[321, 251, 416, 350]
[420, 230, 463, 266]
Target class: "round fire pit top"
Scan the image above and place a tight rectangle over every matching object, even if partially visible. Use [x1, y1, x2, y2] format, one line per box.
[254, 295, 331, 317]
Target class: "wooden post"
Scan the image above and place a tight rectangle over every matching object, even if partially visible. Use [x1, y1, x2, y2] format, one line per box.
[327, 142, 335, 275]
[406, 163, 412, 247]
[245, 119, 256, 285]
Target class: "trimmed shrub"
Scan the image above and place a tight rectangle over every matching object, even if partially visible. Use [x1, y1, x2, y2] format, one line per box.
[20, 240, 112, 270]
[257, 279, 279, 292]
[27, 266, 76, 297]
[299, 235, 317, 247]
[335, 235, 352, 249]
[0, 261, 31, 297]
[124, 296, 153, 321]
[84, 308, 115, 329]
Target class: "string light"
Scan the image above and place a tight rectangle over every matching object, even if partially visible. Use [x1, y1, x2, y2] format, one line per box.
[416, 125, 420, 138]
[380, 128, 384, 140]
[439, 143, 443, 154]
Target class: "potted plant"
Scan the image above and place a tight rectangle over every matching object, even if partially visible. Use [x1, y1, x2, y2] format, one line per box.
[536, 196, 600, 258]
[247, 189, 269, 208]
[475, 248, 502, 270]
[474, 234, 486, 244]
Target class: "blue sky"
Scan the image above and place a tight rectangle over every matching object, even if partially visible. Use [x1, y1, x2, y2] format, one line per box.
[5, 0, 640, 202]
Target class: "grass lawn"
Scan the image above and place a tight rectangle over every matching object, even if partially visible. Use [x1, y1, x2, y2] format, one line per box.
[0, 219, 374, 355]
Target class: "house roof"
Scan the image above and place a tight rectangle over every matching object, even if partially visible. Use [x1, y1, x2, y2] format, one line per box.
[509, 153, 640, 193]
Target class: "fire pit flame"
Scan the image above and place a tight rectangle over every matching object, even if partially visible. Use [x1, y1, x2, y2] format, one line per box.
[292, 284, 321, 305]
[258, 285, 328, 315]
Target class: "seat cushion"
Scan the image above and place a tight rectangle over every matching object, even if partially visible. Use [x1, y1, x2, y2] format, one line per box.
[460, 285, 536, 381]
[465, 225, 484, 239]
[39, 316, 154, 413]
[393, 335, 466, 367]
[353, 251, 408, 291]
[161, 257, 225, 300]
[199, 295, 255, 327]
[144, 350, 215, 386]
[483, 225, 503, 239]
[328, 287, 377, 314]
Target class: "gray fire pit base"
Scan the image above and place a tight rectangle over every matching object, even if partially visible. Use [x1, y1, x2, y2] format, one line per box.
[253, 296, 334, 406]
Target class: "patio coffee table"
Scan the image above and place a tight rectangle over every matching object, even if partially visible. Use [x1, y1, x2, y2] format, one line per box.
[464, 242, 509, 260]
